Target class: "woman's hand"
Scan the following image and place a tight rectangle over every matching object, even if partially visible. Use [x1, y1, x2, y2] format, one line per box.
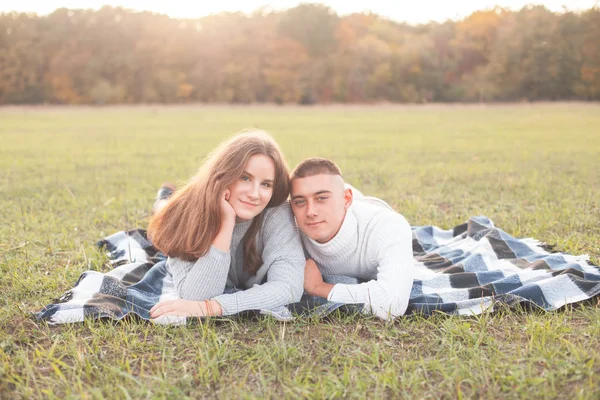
[212, 188, 237, 252]
[150, 299, 223, 318]
[220, 189, 237, 224]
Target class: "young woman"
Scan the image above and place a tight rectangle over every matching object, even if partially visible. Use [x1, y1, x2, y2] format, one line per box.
[148, 130, 305, 319]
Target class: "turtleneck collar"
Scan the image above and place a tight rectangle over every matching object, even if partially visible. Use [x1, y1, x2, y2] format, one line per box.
[303, 206, 358, 256]
[232, 218, 253, 238]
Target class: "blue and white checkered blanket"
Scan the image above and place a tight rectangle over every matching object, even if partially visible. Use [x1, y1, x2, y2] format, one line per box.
[35, 216, 600, 324]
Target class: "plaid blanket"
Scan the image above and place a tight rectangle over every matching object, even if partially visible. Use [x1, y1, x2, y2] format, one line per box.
[35, 216, 600, 324]
[406, 216, 599, 315]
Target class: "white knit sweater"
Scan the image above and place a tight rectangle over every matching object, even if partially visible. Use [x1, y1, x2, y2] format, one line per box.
[300, 192, 414, 320]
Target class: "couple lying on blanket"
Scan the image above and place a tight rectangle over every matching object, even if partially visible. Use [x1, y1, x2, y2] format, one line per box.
[147, 129, 413, 322]
[36, 129, 600, 324]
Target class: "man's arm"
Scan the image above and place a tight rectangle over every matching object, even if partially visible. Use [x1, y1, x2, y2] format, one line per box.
[326, 213, 414, 320]
[304, 259, 334, 298]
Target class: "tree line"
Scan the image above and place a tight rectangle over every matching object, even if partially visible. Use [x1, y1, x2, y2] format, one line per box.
[1, 4, 599, 105]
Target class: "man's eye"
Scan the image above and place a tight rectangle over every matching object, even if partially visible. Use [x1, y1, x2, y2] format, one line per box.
[293, 200, 305, 207]
[317, 197, 328, 201]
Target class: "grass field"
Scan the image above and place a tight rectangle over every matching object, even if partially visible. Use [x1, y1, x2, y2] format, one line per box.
[1, 103, 599, 399]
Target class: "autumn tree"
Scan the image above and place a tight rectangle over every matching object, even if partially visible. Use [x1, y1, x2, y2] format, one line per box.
[0, 5, 598, 104]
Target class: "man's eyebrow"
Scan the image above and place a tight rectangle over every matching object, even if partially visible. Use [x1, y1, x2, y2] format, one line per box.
[291, 190, 332, 200]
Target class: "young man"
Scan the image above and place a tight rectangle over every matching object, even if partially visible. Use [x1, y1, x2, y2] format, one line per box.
[290, 158, 414, 320]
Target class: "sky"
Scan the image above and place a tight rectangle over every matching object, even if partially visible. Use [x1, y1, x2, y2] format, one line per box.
[2, 0, 598, 24]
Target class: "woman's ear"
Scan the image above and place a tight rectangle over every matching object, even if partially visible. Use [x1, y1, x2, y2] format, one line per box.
[343, 187, 353, 211]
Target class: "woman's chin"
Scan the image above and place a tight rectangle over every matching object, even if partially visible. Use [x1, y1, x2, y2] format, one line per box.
[234, 206, 267, 222]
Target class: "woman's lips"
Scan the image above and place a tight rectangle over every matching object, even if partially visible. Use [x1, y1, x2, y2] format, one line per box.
[240, 200, 258, 208]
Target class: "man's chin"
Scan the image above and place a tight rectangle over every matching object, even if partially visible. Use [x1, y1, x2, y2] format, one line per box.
[305, 231, 332, 244]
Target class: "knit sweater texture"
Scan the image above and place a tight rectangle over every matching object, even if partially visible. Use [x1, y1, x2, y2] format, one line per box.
[300, 190, 414, 320]
[167, 202, 305, 315]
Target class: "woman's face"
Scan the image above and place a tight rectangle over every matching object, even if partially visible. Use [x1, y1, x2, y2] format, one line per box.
[228, 154, 276, 222]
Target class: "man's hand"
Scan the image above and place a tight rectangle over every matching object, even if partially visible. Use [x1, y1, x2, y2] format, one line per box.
[304, 259, 334, 299]
[150, 299, 223, 318]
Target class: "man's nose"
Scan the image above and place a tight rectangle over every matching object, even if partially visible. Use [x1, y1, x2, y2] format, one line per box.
[306, 201, 317, 217]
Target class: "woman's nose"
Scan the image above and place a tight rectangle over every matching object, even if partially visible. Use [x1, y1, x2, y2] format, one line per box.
[248, 183, 260, 199]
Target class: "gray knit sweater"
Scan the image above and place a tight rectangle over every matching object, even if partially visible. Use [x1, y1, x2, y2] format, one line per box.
[166, 203, 305, 315]
[300, 191, 414, 320]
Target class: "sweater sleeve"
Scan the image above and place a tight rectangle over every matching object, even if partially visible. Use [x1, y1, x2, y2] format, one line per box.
[167, 245, 231, 301]
[326, 213, 414, 320]
[212, 203, 305, 315]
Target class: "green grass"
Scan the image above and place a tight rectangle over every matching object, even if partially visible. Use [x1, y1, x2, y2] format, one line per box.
[1, 103, 599, 399]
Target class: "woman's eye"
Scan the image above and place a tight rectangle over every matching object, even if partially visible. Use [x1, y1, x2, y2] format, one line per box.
[241, 175, 251, 182]
[261, 182, 272, 188]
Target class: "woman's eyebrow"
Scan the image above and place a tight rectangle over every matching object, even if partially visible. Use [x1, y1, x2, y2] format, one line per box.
[243, 171, 274, 183]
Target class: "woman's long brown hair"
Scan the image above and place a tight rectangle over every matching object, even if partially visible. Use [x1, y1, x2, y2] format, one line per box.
[147, 130, 290, 274]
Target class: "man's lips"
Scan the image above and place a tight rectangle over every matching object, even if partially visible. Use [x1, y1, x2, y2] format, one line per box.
[305, 221, 324, 227]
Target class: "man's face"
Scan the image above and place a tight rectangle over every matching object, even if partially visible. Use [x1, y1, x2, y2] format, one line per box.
[290, 174, 352, 243]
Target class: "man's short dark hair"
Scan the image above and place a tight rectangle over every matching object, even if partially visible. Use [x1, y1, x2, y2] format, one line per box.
[290, 157, 342, 179]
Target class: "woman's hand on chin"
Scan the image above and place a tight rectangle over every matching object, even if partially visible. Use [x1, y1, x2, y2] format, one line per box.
[212, 189, 237, 252]
[220, 189, 237, 225]
[150, 299, 223, 318]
